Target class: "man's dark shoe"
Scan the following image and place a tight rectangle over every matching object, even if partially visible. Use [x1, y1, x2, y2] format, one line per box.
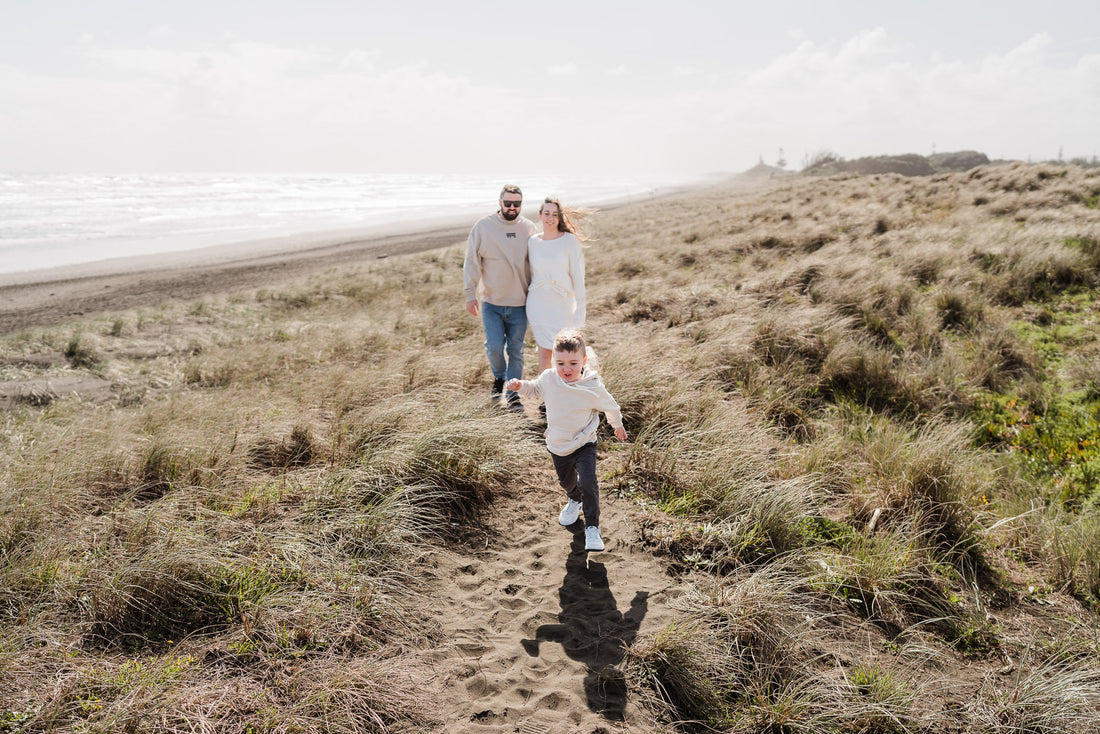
[506, 392, 524, 412]
[491, 378, 504, 399]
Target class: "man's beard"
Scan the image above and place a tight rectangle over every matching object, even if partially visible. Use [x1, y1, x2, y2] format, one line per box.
[501, 209, 519, 221]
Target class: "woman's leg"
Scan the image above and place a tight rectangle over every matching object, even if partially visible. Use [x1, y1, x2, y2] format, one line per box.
[538, 346, 552, 374]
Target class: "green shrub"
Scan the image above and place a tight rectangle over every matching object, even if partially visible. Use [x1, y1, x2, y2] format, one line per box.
[975, 391, 1100, 507]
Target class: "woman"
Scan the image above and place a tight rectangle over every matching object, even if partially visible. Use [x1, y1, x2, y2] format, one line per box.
[526, 197, 587, 374]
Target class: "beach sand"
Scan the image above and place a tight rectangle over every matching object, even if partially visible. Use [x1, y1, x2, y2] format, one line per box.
[0, 214, 472, 335]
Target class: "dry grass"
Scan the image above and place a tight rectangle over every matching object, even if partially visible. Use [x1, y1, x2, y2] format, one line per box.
[5, 161, 1100, 731]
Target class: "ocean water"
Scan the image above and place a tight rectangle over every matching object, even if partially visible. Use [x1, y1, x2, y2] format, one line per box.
[0, 172, 693, 276]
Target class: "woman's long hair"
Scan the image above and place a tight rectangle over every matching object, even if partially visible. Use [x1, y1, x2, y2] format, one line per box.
[541, 197, 595, 243]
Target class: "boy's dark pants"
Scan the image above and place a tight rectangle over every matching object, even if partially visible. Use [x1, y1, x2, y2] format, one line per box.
[550, 442, 599, 528]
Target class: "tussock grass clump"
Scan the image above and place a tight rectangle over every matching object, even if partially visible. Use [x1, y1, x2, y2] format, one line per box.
[21, 652, 438, 733]
[627, 564, 927, 732]
[626, 566, 814, 729]
[968, 323, 1043, 392]
[332, 403, 409, 465]
[983, 241, 1100, 306]
[840, 664, 918, 733]
[405, 414, 526, 523]
[839, 416, 988, 561]
[79, 538, 240, 645]
[0, 491, 42, 563]
[606, 379, 819, 567]
[81, 440, 225, 508]
[967, 656, 1100, 734]
[248, 424, 317, 470]
[819, 336, 918, 414]
[598, 348, 708, 437]
[307, 470, 443, 572]
[935, 285, 986, 331]
[905, 252, 946, 285]
[64, 330, 104, 368]
[751, 312, 832, 372]
[183, 357, 238, 387]
[1064, 235, 1100, 269]
[812, 521, 974, 640]
[624, 622, 735, 728]
[1045, 510, 1100, 603]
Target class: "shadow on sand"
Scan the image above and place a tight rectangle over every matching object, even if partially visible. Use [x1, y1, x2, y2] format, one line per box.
[521, 524, 649, 720]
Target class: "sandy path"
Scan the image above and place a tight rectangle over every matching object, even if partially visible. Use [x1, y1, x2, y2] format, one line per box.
[422, 467, 686, 733]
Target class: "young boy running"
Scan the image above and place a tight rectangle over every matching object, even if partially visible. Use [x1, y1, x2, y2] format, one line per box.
[506, 329, 627, 551]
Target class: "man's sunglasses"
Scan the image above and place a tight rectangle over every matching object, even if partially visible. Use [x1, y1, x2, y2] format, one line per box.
[501, 200, 522, 208]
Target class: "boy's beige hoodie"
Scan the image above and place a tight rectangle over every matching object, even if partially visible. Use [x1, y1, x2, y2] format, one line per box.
[514, 367, 623, 456]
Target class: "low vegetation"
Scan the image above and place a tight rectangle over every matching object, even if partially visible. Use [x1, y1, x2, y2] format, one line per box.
[3, 160, 1100, 732]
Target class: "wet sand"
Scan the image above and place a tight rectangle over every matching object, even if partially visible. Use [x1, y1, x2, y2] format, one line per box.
[0, 216, 471, 334]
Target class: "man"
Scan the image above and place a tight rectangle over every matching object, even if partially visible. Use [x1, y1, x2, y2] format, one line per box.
[463, 184, 538, 409]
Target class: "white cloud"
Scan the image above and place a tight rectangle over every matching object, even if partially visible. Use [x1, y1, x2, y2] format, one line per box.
[547, 62, 579, 76]
[0, 41, 523, 171]
[697, 29, 1100, 165]
[0, 23, 1096, 174]
[670, 65, 700, 77]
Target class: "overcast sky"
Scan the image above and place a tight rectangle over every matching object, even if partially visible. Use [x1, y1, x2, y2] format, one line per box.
[1, 0, 1097, 175]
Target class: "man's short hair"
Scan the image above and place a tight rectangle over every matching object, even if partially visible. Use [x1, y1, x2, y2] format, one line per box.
[553, 329, 586, 354]
[500, 184, 523, 199]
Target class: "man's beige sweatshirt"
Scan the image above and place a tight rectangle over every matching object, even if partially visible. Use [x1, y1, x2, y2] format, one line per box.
[462, 211, 537, 307]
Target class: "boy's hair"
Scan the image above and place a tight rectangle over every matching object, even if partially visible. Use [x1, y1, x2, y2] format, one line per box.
[553, 329, 586, 355]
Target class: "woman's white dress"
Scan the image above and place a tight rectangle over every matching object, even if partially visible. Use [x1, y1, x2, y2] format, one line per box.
[526, 232, 586, 349]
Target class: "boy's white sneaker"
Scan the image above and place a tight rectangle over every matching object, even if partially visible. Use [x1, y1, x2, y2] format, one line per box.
[584, 526, 604, 551]
[558, 499, 582, 526]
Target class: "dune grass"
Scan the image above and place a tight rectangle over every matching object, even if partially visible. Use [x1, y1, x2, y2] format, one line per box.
[3, 161, 1100, 731]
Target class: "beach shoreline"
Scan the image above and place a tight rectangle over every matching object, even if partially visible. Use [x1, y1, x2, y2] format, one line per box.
[0, 216, 472, 335]
[0, 179, 721, 336]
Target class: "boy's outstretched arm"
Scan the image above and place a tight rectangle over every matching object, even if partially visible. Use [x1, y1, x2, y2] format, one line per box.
[596, 388, 627, 441]
[505, 378, 541, 399]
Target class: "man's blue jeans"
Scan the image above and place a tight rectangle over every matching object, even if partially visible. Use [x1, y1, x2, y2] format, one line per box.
[481, 302, 527, 395]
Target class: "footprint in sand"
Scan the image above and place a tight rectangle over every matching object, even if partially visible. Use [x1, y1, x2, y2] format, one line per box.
[534, 691, 569, 712]
[452, 627, 491, 657]
[517, 607, 557, 631]
[498, 596, 530, 611]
